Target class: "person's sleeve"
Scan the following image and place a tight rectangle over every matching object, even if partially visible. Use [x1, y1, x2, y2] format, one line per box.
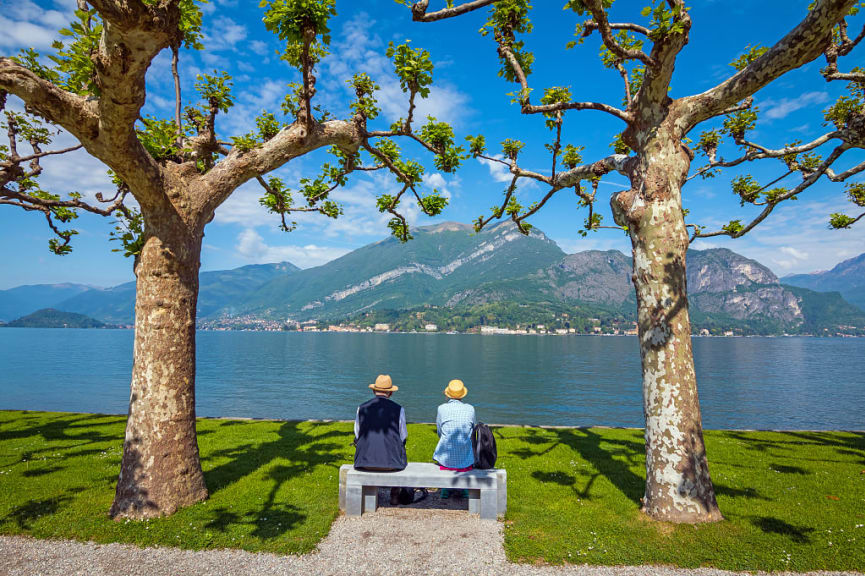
[354, 407, 360, 440]
[399, 407, 408, 442]
[470, 406, 476, 426]
[436, 406, 442, 436]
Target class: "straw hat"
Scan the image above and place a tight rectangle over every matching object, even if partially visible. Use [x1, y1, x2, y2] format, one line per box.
[369, 374, 398, 393]
[444, 379, 467, 399]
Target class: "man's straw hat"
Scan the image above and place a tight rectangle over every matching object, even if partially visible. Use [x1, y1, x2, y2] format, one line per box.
[444, 379, 467, 399]
[369, 374, 398, 393]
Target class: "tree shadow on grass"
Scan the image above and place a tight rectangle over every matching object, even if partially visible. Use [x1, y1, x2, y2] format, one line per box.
[0, 413, 124, 486]
[507, 427, 645, 504]
[21, 465, 65, 478]
[769, 463, 810, 475]
[751, 516, 814, 544]
[0, 495, 72, 529]
[725, 431, 865, 465]
[200, 422, 348, 539]
[0, 412, 121, 466]
[713, 484, 770, 500]
[532, 470, 577, 487]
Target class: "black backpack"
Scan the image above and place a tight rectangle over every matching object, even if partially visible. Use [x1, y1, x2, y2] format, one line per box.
[472, 422, 497, 469]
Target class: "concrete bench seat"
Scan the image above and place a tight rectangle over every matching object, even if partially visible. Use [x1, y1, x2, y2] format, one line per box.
[338, 462, 507, 520]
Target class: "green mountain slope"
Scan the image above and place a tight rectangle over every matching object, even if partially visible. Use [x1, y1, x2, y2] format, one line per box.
[783, 285, 865, 333]
[4, 308, 107, 328]
[236, 221, 566, 319]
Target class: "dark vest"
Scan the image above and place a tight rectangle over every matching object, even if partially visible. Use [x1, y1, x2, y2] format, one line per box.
[354, 396, 407, 470]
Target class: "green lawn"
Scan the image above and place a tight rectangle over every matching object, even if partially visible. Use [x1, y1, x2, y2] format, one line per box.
[0, 410, 863, 571]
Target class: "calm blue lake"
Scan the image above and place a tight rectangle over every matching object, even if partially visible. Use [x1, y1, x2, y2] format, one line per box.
[0, 329, 863, 430]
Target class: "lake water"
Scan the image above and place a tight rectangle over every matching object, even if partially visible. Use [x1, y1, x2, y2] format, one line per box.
[0, 329, 863, 430]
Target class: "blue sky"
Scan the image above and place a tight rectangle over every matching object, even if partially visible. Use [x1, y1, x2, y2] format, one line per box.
[2, 0, 864, 289]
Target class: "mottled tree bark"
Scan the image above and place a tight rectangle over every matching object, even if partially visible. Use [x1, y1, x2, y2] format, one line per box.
[109, 205, 207, 519]
[613, 131, 721, 523]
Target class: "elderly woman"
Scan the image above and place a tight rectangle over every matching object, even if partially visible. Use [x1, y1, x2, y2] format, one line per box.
[433, 379, 476, 499]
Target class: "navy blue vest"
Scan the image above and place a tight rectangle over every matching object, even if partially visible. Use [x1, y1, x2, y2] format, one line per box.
[354, 396, 407, 470]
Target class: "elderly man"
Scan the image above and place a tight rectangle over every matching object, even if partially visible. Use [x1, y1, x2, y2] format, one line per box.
[433, 379, 476, 499]
[354, 374, 408, 505]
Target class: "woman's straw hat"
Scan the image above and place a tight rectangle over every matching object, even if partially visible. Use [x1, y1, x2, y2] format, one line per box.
[369, 374, 398, 392]
[444, 379, 467, 399]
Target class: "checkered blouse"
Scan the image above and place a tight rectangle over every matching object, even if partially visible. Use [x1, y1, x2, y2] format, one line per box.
[433, 399, 476, 469]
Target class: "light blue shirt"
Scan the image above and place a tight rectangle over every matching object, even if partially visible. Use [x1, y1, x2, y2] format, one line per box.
[433, 399, 476, 469]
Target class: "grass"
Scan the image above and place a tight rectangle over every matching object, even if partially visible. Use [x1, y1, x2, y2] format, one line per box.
[0, 410, 863, 571]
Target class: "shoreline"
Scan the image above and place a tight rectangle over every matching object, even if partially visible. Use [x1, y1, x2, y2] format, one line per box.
[3, 409, 863, 433]
[3, 325, 864, 338]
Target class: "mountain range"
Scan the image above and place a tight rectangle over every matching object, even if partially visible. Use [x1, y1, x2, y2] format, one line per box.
[2, 221, 864, 335]
[783, 253, 865, 312]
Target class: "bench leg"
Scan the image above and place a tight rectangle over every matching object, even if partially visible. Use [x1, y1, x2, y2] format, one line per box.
[479, 488, 497, 520]
[362, 485, 378, 514]
[467, 489, 481, 515]
[496, 469, 507, 517]
[346, 484, 363, 517]
[338, 465, 350, 512]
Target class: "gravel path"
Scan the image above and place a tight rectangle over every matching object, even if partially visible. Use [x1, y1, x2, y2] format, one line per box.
[0, 507, 860, 576]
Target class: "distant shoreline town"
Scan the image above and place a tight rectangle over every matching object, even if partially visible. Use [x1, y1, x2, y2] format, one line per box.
[196, 316, 864, 338]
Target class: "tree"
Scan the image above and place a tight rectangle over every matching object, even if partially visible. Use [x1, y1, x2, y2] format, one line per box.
[400, 0, 861, 523]
[1, 0, 466, 518]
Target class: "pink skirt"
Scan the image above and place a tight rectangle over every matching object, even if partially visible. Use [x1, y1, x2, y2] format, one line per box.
[439, 465, 473, 472]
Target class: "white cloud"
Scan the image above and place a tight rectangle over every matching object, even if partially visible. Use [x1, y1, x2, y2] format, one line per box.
[0, 0, 76, 51]
[204, 17, 248, 52]
[477, 155, 513, 183]
[762, 91, 829, 120]
[249, 40, 270, 56]
[0, 17, 59, 50]
[235, 228, 349, 268]
[425, 172, 459, 200]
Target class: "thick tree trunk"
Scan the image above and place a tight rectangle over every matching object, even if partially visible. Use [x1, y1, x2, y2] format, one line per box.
[615, 134, 722, 523]
[109, 214, 208, 519]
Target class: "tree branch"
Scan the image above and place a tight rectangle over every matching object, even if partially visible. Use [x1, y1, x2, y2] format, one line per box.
[410, 0, 496, 22]
[0, 185, 130, 218]
[582, 0, 656, 67]
[553, 154, 632, 188]
[201, 119, 362, 215]
[688, 130, 840, 180]
[689, 143, 849, 241]
[523, 100, 632, 123]
[497, 42, 630, 122]
[678, 0, 856, 130]
[171, 45, 183, 148]
[0, 59, 98, 143]
[581, 21, 651, 38]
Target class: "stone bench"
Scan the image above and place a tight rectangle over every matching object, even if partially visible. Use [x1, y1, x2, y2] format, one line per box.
[338, 462, 507, 520]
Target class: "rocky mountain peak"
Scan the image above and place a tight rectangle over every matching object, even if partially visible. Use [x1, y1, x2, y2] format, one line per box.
[687, 248, 778, 293]
[417, 221, 474, 234]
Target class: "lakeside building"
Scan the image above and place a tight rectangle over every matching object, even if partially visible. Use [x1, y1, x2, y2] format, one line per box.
[425, 323, 438, 331]
[480, 326, 523, 335]
[374, 323, 391, 332]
